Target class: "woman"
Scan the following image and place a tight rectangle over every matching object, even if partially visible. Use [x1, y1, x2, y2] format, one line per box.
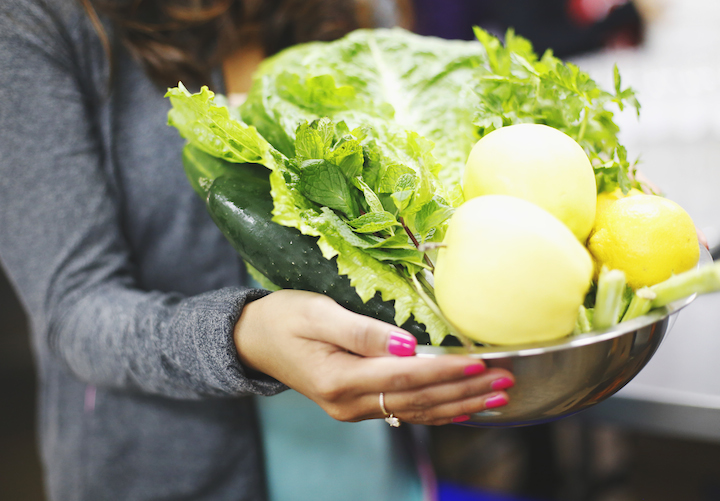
[0, 0, 514, 499]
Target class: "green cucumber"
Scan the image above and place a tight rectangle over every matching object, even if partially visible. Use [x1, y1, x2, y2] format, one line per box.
[183, 145, 430, 344]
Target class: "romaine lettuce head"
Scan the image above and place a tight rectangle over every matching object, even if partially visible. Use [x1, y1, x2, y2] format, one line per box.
[242, 28, 483, 188]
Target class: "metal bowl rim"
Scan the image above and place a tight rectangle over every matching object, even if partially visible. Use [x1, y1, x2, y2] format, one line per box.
[416, 246, 711, 360]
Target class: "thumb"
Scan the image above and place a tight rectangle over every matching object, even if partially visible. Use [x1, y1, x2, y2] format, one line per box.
[315, 300, 417, 357]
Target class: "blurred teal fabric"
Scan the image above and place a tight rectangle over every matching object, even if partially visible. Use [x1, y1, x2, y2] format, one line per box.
[258, 390, 425, 501]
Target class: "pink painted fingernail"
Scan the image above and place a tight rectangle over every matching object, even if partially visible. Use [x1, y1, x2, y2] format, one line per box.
[491, 377, 515, 391]
[464, 363, 486, 376]
[452, 415, 471, 423]
[388, 331, 416, 357]
[485, 394, 509, 409]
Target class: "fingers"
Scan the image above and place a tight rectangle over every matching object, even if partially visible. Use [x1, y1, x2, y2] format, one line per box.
[385, 391, 510, 426]
[342, 370, 513, 425]
[331, 353, 489, 394]
[295, 291, 417, 357]
[366, 371, 514, 425]
[316, 351, 513, 424]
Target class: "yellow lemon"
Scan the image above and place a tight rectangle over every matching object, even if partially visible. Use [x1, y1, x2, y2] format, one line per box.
[463, 124, 597, 242]
[593, 187, 644, 231]
[595, 187, 645, 213]
[588, 187, 645, 277]
[587, 194, 699, 289]
[434, 195, 593, 345]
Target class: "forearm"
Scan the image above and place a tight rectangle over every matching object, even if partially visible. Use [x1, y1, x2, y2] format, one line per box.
[46, 281, 284, 398]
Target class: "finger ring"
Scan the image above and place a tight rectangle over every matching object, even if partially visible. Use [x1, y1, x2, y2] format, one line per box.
[379, 392, 401, 427]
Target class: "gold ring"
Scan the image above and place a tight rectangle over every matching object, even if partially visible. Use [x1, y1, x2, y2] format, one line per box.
[379, 392, 401, 427]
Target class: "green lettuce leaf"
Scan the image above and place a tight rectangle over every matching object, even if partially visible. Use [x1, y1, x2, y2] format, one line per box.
[166, 83, 279, 168]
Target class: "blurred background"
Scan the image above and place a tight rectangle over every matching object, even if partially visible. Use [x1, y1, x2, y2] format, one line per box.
[2, 0, 720, 499]
[403, 0, 720, 499]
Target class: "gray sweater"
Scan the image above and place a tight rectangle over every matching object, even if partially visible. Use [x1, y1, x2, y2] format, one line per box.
[0, 0, 289, 499]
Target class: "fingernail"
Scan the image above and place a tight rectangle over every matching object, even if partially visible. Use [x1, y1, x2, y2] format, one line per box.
[485, 394, 509, 409]
[452, 415, 471, 423]
[464, 363, 486, 376]
[388, 331, 416, 357]
[491, 377, 515, 391]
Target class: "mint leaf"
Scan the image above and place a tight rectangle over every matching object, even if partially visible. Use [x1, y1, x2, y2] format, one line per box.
[399, 132, 440, 215]
[348, 211, 399, 233]
[365, 232, 415, 249]
[298, 159, 359, 218]
[363, 248, 428, 267]
[391, 173, 417, 212]
[313, 208, 425, 269]
[327, 135, 364, 181]
[295, 120, 332, 160]
[414, 198, 455, 238]
[378, 164, 415, 193]
[353, 177, 385, 214]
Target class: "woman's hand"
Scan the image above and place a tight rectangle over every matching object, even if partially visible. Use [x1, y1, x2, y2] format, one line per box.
[234, 290, 514, 426]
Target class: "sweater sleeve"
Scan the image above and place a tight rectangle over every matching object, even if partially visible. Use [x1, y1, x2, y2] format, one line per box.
[0, 0, 286, 399]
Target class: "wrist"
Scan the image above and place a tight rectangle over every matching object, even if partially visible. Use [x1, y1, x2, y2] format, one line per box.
[233, 293, 269, 374]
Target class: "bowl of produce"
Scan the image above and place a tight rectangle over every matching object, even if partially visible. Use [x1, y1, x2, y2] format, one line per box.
[167, 27, 720, 426]
[416, 246, 713, 427]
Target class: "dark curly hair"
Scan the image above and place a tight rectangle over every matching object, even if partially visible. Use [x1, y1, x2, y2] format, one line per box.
[79, 0, 372, 86]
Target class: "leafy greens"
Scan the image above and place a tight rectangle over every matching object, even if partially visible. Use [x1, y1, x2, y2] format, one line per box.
[167, 27, 639, 345]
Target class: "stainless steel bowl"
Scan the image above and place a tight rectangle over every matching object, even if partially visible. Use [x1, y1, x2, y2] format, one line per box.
[416, 247, 712, 427]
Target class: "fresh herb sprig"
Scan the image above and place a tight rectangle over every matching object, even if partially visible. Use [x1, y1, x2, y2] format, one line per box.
[472, 28, 641, 194]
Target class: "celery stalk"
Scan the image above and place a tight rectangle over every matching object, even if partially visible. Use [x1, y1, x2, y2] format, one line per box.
[620, 262, 720, 322]
[573, 305, 593, 335]
[621, 287, 656, 322]
[649, 261, 720, 308]
[619, 285, 634, 321]
[593, 268, 627, 329]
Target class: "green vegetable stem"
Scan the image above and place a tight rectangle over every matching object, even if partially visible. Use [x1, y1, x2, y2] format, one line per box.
[573, 304, 594, 335]
[623, 261, 720, 321]
[593, 268, 627, 330]
[621, 287, 656, 322]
